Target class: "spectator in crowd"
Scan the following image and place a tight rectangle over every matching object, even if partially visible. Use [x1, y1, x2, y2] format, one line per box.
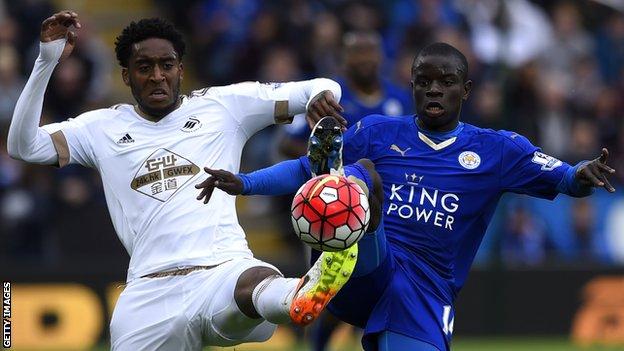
[567, 118, 600, 164]
[0, 45, 24, 124]
[186, 0, 261, 84]
[279, 30, 412, 158]
[571, 198, 598, 262]
[541, 1, 594, 77]
[501, 201, 549, 267]
[308, 12, 343, 77]
[388, 0, 462, 59]
[596, 12, 624, 85]
[457, 0, 553, 68]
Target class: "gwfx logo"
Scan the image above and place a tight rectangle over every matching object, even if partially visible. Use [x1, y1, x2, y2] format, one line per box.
[131, 149, 200, 202]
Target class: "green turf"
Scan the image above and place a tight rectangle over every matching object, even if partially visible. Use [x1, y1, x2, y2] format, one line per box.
[16, 337, 624, 351]
[452, 337, 624, 351]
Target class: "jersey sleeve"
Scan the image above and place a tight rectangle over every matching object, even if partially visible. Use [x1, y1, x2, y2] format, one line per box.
[499, 131, 571, 199]
[206, 78, 341, 137]
[40, 112, 99, 168]
[342, 116, 377, 165]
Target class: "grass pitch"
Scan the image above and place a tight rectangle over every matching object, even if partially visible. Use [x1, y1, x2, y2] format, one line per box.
[14, 336, 624, 350]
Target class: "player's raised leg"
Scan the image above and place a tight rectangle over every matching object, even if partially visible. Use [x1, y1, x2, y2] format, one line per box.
[302, 117, 391, 336]
[317, 162, 394, 338]
[306, 117, 386, 277]
[203, 260, 289, 345]
[222, 246, 359, 328]
[285, 116, 359, 326]
[215, 250, 358, 328]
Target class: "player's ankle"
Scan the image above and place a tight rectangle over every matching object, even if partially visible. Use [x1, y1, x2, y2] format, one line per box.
[251, 276, 298, 324]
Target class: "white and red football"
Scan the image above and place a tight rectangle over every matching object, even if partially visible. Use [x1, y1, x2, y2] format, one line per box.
[291, 174, 370, 252]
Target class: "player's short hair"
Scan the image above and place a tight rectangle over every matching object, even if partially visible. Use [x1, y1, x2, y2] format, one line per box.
[413, 42, 469, 81]
[115, 18, 186, 68]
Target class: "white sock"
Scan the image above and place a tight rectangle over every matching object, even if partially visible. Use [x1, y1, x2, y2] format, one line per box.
[252, 275, 299, 324]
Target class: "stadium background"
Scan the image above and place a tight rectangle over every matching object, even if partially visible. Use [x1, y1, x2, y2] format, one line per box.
[0, 0, 623, 350]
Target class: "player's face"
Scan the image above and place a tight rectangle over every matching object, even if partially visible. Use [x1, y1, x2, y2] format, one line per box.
[411, 54, 471, 131]
[122, 38, 183, 119]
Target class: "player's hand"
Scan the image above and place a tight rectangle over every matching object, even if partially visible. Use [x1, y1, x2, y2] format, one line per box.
[575, 148, 616, 193]
[41, 10, 81, 61]
[195, 167, 243, 204]
[306, 90, 347, 130]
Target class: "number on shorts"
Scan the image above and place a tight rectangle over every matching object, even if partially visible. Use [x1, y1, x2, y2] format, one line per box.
[442, 305, 454, 335]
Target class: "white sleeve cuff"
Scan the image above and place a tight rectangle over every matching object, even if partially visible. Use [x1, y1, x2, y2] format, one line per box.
[39, 38, 66, 63]
[304, 78, 342, 112]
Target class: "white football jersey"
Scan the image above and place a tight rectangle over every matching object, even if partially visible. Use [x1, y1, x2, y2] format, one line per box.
[41, 80, 340, 281]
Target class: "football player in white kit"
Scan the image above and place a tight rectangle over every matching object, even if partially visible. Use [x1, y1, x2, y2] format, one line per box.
[7, 11, 359, 350]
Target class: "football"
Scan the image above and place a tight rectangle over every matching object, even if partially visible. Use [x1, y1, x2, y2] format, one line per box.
[291, 174, 370, 251]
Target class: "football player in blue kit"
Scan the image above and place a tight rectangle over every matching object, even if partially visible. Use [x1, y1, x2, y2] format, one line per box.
[195, 43, 616, 351]
[280, 31, 412, 159]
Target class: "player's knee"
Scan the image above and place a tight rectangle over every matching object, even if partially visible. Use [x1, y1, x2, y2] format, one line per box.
[234, 266, 280, 300]
[234, 266, 281, 318]
[356, 159, 383, 203]
[356, 158, 383, 231]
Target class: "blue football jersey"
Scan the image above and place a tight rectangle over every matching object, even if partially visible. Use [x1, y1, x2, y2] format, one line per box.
[341, 114, 571, 350]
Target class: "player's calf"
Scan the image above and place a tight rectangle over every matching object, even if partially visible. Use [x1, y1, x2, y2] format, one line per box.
[235, 266, 284, 319]
[238, 254, 359, 327]
[349, 158, 383, 233]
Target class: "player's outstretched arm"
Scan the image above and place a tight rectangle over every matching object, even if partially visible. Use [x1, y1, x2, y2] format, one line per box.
[7, 11, 81, 164]
[195, 158, 310, 203]
[206, 79, 345, 140]
[575, 148, 616, 193]
[195, 168, 244, 204]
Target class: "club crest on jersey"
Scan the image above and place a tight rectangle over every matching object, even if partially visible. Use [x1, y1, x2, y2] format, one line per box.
[458, 151, 481, 169]
[531, 151, 562, 171]
[130, 148, 200, 202]
[181, 117, 202, 132]
[405, 173, 424, 185]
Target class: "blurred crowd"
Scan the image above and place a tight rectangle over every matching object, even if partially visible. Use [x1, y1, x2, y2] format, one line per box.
[1, 0, 623, 271]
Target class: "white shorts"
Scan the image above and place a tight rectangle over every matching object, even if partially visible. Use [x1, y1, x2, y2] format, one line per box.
[110, 258, 280, 350]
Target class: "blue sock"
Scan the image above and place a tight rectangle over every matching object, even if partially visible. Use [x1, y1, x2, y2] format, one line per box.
[310, 313, 341, 351]
[353, 224, 387, 277]
[308, 225, 387, 278]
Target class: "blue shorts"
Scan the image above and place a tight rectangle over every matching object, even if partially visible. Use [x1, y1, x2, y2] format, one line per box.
[326, 246, 393, 328]
[361, 254, 454, 351]
[315, 233, 454, 351]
